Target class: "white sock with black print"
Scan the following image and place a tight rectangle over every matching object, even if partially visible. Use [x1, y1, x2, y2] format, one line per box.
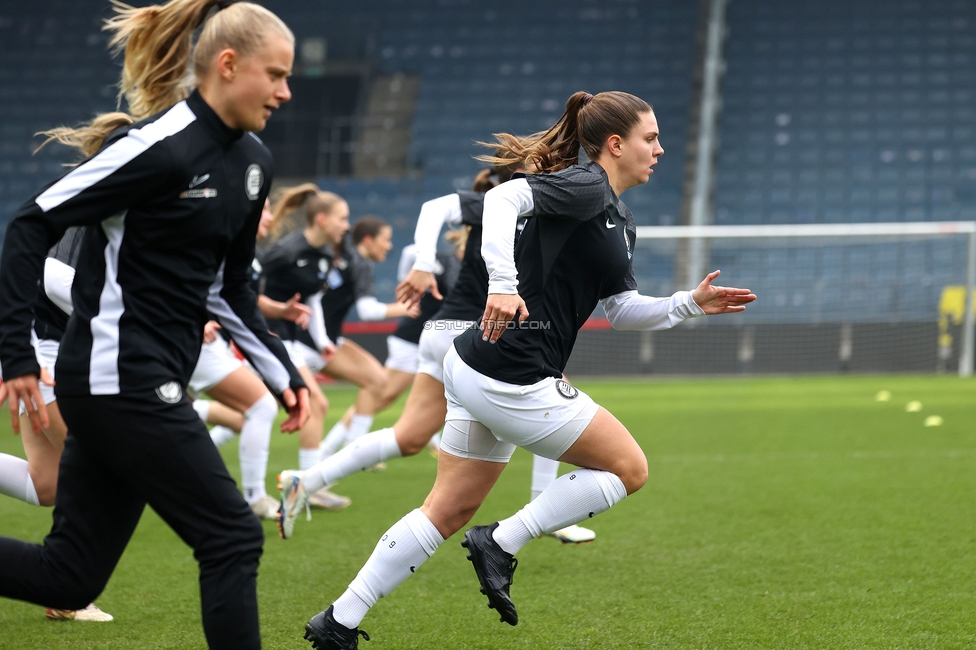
[492, 468, 627, 555]
[332, 508, 444, 628]
[302, 428, 402, 494]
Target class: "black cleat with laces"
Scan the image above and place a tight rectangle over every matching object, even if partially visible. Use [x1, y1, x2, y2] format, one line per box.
[461, 522, 519, 626]
[304, 606, 370, 649]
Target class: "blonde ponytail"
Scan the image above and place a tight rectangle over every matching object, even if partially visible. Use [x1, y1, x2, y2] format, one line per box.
[39, 0, 293, 159]
[268, 183, 346, 241]
[445, 225, 470, 257]
[36, 112, 135, 159]
[269, 183, 319, 239]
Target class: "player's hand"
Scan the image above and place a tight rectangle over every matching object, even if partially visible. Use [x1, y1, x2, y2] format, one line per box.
[280, 387, 310, 433]
[691, 270, 757, 315]
[203, 320, 222, 344]
[396, 269, 441, 305]
[282, 293, 313, 329]
[322, 343, 338, 364]
[387, 300, 422, 319]
[404, 301, 422, 319]
[481, 293, 528, 344]
[4, 374, 49, 435]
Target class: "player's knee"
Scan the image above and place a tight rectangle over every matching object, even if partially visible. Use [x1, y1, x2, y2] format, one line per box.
[309, 388, 328, 417]
[247, 392, 279, 422]
[620, 452, 648, 495]
[396, 428, 432, 456]
[29, 470, 58, 507]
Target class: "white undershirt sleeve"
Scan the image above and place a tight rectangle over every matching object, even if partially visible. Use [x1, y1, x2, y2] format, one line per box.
[397, 245, 418, 282]
[306, 290, 335, 351]
[43, 257, 76, 316]
[482, 178, 534, 295]
[412, 194, 463, 273]
[601, 290, 705, 330]
[356, 296, 389, 321]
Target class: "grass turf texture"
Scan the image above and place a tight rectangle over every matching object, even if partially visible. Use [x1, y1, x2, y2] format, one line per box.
[1, 375, 975, 648]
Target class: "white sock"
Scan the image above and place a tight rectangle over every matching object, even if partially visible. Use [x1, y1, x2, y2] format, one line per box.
[299, 447, 320, 472]
[239, 393, 277, 504]
[531, 455, 560, 501]
[346, 413, 375, 443]
[319, 421, 348, 459]
[333, 508, 443, 628]
[192, 399, 211, 422]
[427, 430, 442, 451]
[0, 454, 41, 506]
[492, 469, 627, 555]
[303, 428, 402, 494]
[210, 425, 236, 447]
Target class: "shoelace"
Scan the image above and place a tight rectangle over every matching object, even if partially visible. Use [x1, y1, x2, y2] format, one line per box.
[358, 629, 370, 642]
[507, 557, 518, 588]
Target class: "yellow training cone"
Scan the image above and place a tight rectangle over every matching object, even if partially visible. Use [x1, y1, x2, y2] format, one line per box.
[924, 415, 943, 427]
[905, 401, 923, 412]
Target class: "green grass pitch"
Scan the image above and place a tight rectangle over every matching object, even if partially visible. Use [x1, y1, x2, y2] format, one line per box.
[1, 374, 975, 649]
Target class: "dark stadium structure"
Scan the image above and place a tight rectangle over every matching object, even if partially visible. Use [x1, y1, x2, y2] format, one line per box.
[1, 0, 974, 374]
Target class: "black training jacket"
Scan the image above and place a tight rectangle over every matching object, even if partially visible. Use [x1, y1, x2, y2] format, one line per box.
[0, 90, 304, 401]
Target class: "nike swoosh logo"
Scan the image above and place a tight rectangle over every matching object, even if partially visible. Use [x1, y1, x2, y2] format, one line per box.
[606, 218, 616, 229]
[189, 174, 210, 188]
[296, 259, 309, 267]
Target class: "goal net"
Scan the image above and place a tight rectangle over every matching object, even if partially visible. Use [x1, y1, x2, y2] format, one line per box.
[566, 222, 976, 377]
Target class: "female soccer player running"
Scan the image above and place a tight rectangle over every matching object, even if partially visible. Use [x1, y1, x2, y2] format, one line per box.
[0, 3, 307, 648]
[279, 164, 596, 544]
[262, 183, 414, 510]
[300, 91, 756, 648]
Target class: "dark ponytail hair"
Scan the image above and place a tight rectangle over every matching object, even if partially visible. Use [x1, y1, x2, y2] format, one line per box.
[477, 91, 652, 174]
[471, 148, 524, 192]
[351, 215, 390, 245]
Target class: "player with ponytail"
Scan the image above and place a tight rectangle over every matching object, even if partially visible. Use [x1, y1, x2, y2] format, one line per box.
[0, 2, 304, 647]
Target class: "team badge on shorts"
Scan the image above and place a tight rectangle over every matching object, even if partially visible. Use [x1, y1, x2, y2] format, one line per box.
[555, 379, 578, 399]
[155, 381, 183, 404]
[245, 164, 263, 200]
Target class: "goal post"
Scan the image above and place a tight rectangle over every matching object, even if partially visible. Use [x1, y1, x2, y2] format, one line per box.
[565, 222, 976, 378]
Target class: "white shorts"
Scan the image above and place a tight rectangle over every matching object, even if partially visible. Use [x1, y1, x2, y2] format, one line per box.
[188, 337, 242, 397]
[284, 339, 326, 373]
[416, 320, 475, 383]
[384, 336, 420, 374]
[441, 344, 599, 463]
[20, 336, 58, 414]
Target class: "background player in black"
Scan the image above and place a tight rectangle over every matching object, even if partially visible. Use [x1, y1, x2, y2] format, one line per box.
[0, 3, 307, 648]
[262, 184, 352, 510]
[311, 217, 420, 460]
[302, 91, 756, 645]
[277, 218, 462, 538]
[187, 198, 310, 520]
